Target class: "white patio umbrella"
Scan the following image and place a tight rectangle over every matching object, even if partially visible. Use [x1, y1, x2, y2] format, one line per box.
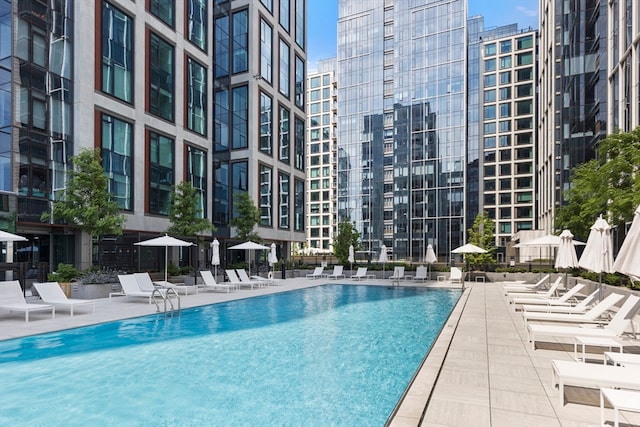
[578, 215, 614, 300]
[348, 244, 355, 272]
[228, 241, 270, 275]
[269, 243, 278, 266]
[554, 229, 579, 287]
[613, 204, 640, 282]
[135, 234, 194, 283]
[378, 245, 388, 278]
[0, 230, 28, 242]
[425, 244, 437, 278]
[451, 243, 487, 285]
[211, 239, 220, 279]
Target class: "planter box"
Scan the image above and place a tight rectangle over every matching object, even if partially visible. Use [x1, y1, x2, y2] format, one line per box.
[71, 283, 121, 299]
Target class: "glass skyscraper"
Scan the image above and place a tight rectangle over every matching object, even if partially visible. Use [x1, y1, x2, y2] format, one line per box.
[337, 0, 466, 261]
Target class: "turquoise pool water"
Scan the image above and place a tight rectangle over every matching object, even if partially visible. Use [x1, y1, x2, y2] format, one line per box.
[0, 285, 460, 426]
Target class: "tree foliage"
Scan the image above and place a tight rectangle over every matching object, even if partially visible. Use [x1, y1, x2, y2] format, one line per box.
[229, 192, 261, 242]
[167, 180, 215, 239]
[556, 127, 640, 239]
[465, 211, 496, 269]
[333, 220, 360, 264]
[41, 148, 125, 239]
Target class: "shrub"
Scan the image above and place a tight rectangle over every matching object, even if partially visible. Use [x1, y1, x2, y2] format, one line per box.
[47, 263, 79, 282]
[81, 268, 127, 284]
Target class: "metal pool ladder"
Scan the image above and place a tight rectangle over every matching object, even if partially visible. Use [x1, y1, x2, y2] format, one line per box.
[151, 287, 181, 314]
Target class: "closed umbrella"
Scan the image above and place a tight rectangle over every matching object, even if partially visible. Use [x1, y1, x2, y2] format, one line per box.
[135, 234, 195, 283]
[348, 244, 355, 273]
[269, 243, 278, 266]
[613, 204, 640, 283]
[378, 245, 388, 278]
[425, 244, 437, 279]
[211, 239, 220, 279]
[578, 215, 614, 300]
[555, 229, 579, 287]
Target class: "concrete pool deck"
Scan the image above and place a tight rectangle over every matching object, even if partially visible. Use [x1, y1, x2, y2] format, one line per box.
[1, 277, 639, 426]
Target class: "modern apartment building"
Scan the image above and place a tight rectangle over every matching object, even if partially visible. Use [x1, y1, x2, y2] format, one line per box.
[305, 58, 337, 255]
[337, 0, 467, 262]
[3, 0, 307, 273]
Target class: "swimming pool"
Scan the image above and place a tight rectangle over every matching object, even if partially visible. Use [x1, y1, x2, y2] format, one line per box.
[0, 284, 460, 426]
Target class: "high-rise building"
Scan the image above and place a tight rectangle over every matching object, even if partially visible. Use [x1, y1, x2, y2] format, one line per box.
[305, 58, 338, 255]
[4, 0, 307, 273]
[337, 0, 467, 262]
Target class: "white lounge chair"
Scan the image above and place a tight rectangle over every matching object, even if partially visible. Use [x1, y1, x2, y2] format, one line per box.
[227, 269, 256, 290]
[389, 267, 405, 282]
[306, 267, 325, 279]
[502, 274, 551, 294]
[523, 292, 624, 324]
[0, 280, 55, 322]
[200, 270, 237, 293]
[350, 267, 368, 281]
[551, 359, 640, 405]
[449, 267, 463, 284]
[511, 283, 585, 309]
[507, 277, 562, 301]
[236, 269, 267, 288]
[326, 266, 345, 279]
[528, 294, 640, 349]
[412, 266, 429, 282]
[33, 282, 95, 316]
[521, 289, 600, 313]
[116, 274, 166, 304]
[134, 272, 196, 296]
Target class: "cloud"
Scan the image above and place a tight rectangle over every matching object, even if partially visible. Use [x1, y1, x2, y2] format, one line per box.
[516, 5, 537, 17]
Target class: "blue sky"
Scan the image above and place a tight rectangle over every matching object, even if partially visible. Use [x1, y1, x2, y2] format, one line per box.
[308, 0, 539, 67]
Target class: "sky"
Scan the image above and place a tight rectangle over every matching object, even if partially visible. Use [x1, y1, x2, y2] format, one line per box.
[307, 0, 539, 67]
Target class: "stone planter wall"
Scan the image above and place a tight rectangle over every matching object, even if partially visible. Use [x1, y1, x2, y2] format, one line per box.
[71, 283, 121, 299]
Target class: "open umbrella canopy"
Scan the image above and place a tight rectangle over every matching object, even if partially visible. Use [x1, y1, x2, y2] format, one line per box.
[451, 243, 487, 254]
[613, 204, 640, 280]
[135, 234, 194, 282]
[514, 234, 586, 248]
[0, 230, 28, 242]
[425, 244, 437, 264]
[228, 241, 270, 250]
[554, 229, 579, 269]
[578, 215, 614, 274]
[269, 243, 278, 265]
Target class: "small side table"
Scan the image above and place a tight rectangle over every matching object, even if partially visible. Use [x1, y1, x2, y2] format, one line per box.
[573, 336, 623, 362]
[437, 275, 446, 282]
[600, 388, 640, 427]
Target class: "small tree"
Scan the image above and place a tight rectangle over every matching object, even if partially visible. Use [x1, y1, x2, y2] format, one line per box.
[229, 192, 261, 241]
[167, 181, 215, 238]
[465, 212, 496, 270]
[41, 148, 126, 265]
[333, 220, 360, 264]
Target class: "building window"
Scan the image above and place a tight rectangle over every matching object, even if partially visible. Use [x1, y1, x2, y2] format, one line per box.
[150, 0, 174, 28]
[232, 10, 249, 74]
[187, 57, 207, 135]
[484, 74, 496, 87]
[188, 0, 207, 51]
[517, 35, 533, 49]
[259, 164, 272, 226]
[279, 39, 290, 97]
[294, 178, 304, 231]
[232, 85, 248, 149]
[231, 161, 248, 218]
[280, 0, 290, 32]
[260, 92, 272, 154]
[500, 39, 511, 53]
[499, 56, 511, 69]
[484, 43, 496, 56]
[186, 145, 207, 218]
[260, 0, 273, 13]
[295, 55, 305, 109]
[214, 89, 229, 150]
[260, 19, 272, 82]
[484, 58, 496, 72]
[279, 172, 289, 228]
[295, 0, 304, 48]
[102, 2, 133, 103]
[148, 131, 174, 215]
[102, 113, 132, 210]
[149, 32, 174, 121]
[214, 16, 229, 77]
[516, 52, 533, 66]
[213, 159, 229, 224]
[279, 106, 290, 162]
[499, 71, 511, 84]
[294, 116, 304, 171]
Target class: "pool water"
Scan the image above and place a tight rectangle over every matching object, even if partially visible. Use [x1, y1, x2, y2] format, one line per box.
[0, 284, 460, 426]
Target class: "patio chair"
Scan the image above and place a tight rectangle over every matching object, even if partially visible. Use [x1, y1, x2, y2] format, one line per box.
[0, 280, 55, 322]
[551, 360, 640, 406]
[236, 269, 267, 288]
[389, 267, 405, 285]
[350, 267, 368, 281]
[326, 266, 345, 279]
[522, 292, 624, 324]
[306, 266, 325, 279]
[507, 277, 562, 301]
[521, 289, 600, 313]
[527, 294, 640, 350]
[449, 267, 463, 284]
[412, 266, 429, 282]
[502, 274, 551, 294]
[134, 272, 196, 296]
[116, 274, 166, 304]
[200, 270, 237, 293]
[511, 283, 585, 310]
[33, 282, 95, 316]
[226, 269, 257, 290]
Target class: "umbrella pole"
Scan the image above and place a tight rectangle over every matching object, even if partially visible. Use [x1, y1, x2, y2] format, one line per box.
[165, 246, 168, 283]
